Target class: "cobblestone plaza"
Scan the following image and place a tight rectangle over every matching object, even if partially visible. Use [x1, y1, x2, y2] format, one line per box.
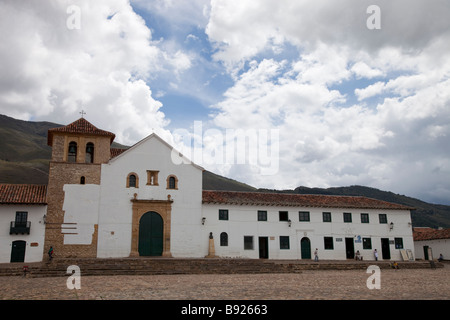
[1, 263, 449, 300]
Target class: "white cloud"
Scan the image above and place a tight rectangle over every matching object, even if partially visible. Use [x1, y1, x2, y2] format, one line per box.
[208, 58, 388, 187]
[203, 0, 450, 204]
[292, 44, 351, 86]
[206, 0, 450, 70]
[351, 62, 384, 79]
[0, 0, 193, 145]
[355, 82, 386, 101]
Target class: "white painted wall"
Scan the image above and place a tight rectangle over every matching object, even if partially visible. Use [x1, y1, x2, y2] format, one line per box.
[414, 239, 450, 260]
[0, 205, 46, 263]
[96, 134, 204, 258]
[62, 184, 100, 245]
[201, 204, 415, 261]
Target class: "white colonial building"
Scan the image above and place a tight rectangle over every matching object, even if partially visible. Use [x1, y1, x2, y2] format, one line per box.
[202, 191, 414, 261]
[0, 185, 47, 263]
[0, 118, 416, 262]
[413, 227, 450, 261]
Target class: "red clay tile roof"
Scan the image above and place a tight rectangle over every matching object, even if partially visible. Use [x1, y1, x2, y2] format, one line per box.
[413, 227, 450, 241]
[110, 148, 128, 158]
[48, 118, 115, 146]
[202, 190, 414, 210]
[0, 184, 47, 204]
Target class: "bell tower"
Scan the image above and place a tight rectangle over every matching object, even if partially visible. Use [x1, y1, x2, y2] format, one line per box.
[44, 118, 115, 259]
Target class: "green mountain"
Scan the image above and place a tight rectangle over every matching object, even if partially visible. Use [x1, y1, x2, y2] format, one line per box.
[1, 114, 449, 228]
[202, 170, 256, 192]
[0, 114, 130, 184]
[0, 114, 57, 184]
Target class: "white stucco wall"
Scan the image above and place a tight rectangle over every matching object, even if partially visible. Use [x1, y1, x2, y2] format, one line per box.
[96, 134, 204, 258]
[201, 204, 414, 261]
[62, 184, 100, 245]
[414, 238, 450, 260]
[0, 205, 46, 263]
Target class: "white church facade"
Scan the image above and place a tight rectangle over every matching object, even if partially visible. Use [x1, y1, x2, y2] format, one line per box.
[0, 118, 415, 263]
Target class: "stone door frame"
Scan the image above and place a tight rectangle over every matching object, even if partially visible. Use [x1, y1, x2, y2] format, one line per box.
[130, 196, 173, 257]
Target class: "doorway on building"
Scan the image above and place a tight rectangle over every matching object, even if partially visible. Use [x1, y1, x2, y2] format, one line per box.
[259, 237, 269, 259]
[381, 238, 391, 260]
[138, 211, 163, 256]
[10, 240, 26, 262]
[345, 237, 355, 259]
[423, 246, 433, 260]
[300, 237, 311, 259]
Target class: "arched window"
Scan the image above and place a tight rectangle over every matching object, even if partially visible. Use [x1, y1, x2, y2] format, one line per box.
[68, 142, 77, 163]
[220, 232, 228, 246]
[129, 175, 137, 187]
[126, 173, 139, 188]
[168, 176, 176, 189]
[166, 175, 178, 189]
[85, 142, 94, 163]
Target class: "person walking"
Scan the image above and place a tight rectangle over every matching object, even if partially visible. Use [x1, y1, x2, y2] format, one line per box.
[374, 249, 378, 261]
[314, 248, 319, 262]
[48, 246, 54, 262]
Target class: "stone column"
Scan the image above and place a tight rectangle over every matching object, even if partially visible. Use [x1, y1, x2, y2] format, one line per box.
[206, 232, 217, 258]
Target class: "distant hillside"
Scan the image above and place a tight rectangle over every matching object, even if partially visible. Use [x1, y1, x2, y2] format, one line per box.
[202, 170, 256, 192]
[0, 114, 58, 184]
[1, 113, 449, 228]
[0, 114, 126, 184]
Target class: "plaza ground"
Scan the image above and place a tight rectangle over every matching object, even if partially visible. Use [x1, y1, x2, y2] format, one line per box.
[0, 262, 448, 300]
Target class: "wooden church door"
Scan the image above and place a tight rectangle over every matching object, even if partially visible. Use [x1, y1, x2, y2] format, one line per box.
[138, 211, 163, 256]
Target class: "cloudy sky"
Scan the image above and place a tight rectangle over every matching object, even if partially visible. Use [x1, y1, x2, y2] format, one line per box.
[1, 0, 450, 205]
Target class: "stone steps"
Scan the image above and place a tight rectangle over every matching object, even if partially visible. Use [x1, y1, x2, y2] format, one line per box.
[0, 258, 441, 278]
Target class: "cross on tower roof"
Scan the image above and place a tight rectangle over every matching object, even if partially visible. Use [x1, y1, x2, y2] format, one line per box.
[79, 110, 86, 118]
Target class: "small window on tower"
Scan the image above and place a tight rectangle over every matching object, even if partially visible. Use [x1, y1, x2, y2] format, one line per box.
[85, 142, 94, 163]
[68, 141, 77, 163]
